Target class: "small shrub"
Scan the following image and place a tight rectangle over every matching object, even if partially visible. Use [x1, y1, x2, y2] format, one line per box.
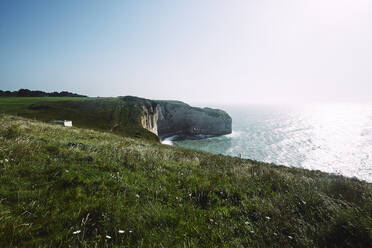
[1, 124, 21, 139]
[318, 208, 372, 248]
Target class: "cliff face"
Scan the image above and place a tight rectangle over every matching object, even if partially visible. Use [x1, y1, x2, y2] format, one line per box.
[140, 100, 232, 140]
[140, 104, 161, 136]
[25, 95, 231, 142]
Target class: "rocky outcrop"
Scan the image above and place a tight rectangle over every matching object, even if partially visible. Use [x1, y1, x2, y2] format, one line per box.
[139, 99, 232, 140]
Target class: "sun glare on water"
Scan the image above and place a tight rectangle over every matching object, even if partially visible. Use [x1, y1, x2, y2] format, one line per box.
[299, 103, 372, 180]
[175, 103, 372, 182]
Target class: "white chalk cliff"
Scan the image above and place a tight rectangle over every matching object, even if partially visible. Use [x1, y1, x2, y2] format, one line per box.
[139, 100, 232, 140]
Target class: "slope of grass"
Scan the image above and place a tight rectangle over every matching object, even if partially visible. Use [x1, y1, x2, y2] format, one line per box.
[0, 97, 88, 114]
[0, 115, 371, 247]
[0, 97, 159, 142]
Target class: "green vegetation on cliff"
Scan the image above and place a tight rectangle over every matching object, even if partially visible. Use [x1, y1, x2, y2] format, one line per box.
[0, 115, 371, 247]
[0, 97, 159, 142]
[0, 97, 87, 115]
[0, 96, 232, 143]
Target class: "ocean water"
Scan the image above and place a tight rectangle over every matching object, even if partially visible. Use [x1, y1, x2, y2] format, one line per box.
[165, 103, 372, 182]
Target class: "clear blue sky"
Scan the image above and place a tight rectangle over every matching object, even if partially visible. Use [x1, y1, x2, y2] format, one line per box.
[1, 0, 371, 104]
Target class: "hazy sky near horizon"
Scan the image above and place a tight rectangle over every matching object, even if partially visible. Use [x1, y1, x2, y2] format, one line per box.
[0, 0, 371, 104]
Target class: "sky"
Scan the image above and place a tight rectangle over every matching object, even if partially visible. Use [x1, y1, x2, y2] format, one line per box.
[0, 0, 371, 104]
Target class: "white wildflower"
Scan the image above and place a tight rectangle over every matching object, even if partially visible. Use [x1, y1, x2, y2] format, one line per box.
[245, 221, 249, 225]
[106, 235, 111, 239]
[129, 230, 133, 233]
[118, 230, 125, 234]
[288, 235, 293, 240]
[209, 218, 214, 222]
[73, 230, 81, 234]
[188, 193, 192, 197]
[273, 232, 277, 236]
[265, 216, 271, 220]
[250, 230, 255, 234]
[4, 159, 8, 162]
[136, 194, 140, 198]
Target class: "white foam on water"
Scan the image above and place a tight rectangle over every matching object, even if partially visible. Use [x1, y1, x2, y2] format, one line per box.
[161, 139, 173, 145]
[161, 135, 178, 146]
[226, 131, 242, 138]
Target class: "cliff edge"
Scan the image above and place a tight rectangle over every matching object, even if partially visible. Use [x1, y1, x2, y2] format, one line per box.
[122, 96, 232, 140]
[24, 96, 232, 142]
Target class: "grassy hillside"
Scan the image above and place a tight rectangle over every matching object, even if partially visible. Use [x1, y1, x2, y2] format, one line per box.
[0, 114, 371, 247]
[0, 97, 159, 142]
[0, 97, 88, 114]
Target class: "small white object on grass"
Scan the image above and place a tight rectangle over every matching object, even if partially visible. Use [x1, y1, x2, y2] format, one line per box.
[106, 235, 111, 239]
[118, 230, 125, 234]
[72, 230, 81, 234]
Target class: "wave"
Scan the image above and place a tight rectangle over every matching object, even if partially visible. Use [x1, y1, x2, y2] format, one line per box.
[225, 131, 242, 138]
[160, 135, 179, 146]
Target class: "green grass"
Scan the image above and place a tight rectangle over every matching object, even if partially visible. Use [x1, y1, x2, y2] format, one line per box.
[0, 97, 159, 142]
[0, 115, 371, 247]
[0, 97, 88, 114]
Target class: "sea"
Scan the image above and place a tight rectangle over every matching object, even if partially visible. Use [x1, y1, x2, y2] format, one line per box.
[162, 103, 372, 183]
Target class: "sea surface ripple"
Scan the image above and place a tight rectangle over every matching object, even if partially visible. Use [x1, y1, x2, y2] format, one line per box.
[173, 103, 372, 183]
